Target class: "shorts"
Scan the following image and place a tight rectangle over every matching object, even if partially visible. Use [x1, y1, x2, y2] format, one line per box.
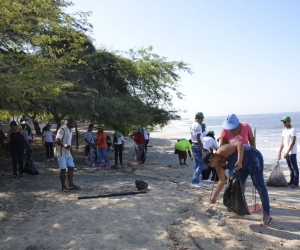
[58, 155, 75, 170]
[174, 149, 186, 155]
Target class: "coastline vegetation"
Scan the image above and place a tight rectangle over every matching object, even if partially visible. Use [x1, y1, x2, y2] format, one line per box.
[0, 0, 190, 133]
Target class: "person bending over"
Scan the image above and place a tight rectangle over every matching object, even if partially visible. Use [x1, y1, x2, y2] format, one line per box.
[202, 141, 272, 226]
[174, 139, 193, 165]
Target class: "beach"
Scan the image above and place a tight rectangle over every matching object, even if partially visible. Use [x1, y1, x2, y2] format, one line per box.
[0, 126, 300, 250]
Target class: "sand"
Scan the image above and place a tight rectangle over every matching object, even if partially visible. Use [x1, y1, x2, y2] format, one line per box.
[0, 127, 299, 250]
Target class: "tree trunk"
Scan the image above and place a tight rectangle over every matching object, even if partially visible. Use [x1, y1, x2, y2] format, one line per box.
[25, 112, 41, 135]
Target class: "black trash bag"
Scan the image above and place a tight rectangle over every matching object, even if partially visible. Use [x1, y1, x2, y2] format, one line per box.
[223, 171, 250, 216]
[135, 180, 148, 190]
[23, 153, 39, 175]
[266, 161, 288, 187]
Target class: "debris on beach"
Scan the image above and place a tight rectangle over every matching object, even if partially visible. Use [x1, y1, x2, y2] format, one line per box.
[204, 206, 226, 226]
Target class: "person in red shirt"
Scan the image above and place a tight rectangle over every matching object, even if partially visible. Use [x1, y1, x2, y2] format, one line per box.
[130, 128, 145, 164]
[96, 126, 111, 170]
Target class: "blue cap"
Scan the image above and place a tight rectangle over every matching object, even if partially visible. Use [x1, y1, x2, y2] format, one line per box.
[222, 114, 239, 130]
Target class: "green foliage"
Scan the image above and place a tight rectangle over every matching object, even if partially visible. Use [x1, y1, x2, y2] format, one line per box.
[0, 1, 191, 133]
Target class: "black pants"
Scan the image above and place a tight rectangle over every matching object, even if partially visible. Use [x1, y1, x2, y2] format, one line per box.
[114, 144, 123, 165]
[144, 139, 149, 153]
[45, 142, 54, 159]
[11, 147, 24, 175]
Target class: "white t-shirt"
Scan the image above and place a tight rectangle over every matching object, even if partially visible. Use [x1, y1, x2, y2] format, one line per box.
[202, 136, 218, 151]
[144, 131, 149, 140]
[202, 130, 208, 137]
[282, 126, 297, 154]
[43, 130, 53, 143]
[114, 134, 124, 145]
[24, 130, 32, 140]
[190, 121, 202, 143]
[55, 125, 73, 157]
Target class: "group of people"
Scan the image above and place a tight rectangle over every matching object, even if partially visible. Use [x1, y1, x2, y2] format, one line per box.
[183, 111, 299, 226]
[84, 124, 124, 169]
[3, 112, 299, 227]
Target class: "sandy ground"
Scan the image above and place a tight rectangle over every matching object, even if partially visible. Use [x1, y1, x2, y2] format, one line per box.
[0, 127, 300, 250]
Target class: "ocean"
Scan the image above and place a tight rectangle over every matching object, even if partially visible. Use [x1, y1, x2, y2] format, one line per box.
[156, 112, 300, 161]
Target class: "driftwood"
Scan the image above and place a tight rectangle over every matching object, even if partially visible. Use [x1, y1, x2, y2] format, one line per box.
[187, 232, 204, 250]
[78, 190, 147, 200]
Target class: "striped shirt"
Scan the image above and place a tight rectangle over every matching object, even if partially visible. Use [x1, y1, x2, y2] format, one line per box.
[55, 125, 72, 157]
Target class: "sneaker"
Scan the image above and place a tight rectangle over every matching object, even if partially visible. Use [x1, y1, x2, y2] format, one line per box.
[190, 183, 206, 188]
[51, 158, 55, 161]
[19, 175, 24, 180]
[91, 163, 95, 167]
[98, 166, 104, 170]
[86, 160, 91, 166]
[106, 164, 111, 169]
[203, 179, 214, 183]
[12, 175, 17, 180]
[288, 184, 299, 189]
[47, 159, 50, 162]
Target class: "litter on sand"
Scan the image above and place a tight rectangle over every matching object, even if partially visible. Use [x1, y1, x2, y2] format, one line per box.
[204, 206, 226, 226]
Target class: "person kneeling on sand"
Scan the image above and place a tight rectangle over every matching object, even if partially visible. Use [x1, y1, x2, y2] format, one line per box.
[202, 141, 272, 226]
[174, 139, 193, 165]
[201, 131, 218, 183]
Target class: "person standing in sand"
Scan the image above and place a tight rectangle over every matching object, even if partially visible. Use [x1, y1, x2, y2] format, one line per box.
[189, 112, 206, 188]
[55, 117, 80, 192]
[143, 128, 150, 154]
[174, 139, 193, 165]
[278, 116, 299, 189]
[96, 126, 111, 170]
[42, 124, 55, 162]
[201, 131, 219, 183]
[84, 124, 96, 167]
[4, 121, 32, 180]
[202, 141, 272, 226]
[130, 128, 145, 164]
[113, 130, 125, 167]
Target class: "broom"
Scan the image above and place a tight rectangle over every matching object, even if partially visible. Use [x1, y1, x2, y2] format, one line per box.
[247, 127, 262, 212]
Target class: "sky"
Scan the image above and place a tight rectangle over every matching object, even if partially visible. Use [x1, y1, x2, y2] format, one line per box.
[66, 0, 300, 118]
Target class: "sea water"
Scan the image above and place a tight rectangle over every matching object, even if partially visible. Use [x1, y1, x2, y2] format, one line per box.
[157, 112, 300, 161]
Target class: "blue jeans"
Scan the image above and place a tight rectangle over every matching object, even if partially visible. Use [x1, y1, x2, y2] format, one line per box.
[86, 146, 94, 164]
[286, 154, 299, 186]
[237, 150, 270, 216]
[191, 145, 204, 184]
[97, 147, 109, 166]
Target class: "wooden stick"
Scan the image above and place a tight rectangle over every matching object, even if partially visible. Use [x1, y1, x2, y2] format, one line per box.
[187, 232, 204, 250]
[78, 190, 147, 200]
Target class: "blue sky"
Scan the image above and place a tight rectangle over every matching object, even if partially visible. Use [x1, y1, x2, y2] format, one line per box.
[67, 0, 300, 118]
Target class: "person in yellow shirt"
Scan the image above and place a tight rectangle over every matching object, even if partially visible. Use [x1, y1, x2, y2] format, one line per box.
[174, 139, 193, 165]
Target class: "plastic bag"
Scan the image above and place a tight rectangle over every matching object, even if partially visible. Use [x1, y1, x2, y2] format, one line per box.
[266, 161, 288, 187]
[23, 153, 39, 175]
[223, 171, 250, 216]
